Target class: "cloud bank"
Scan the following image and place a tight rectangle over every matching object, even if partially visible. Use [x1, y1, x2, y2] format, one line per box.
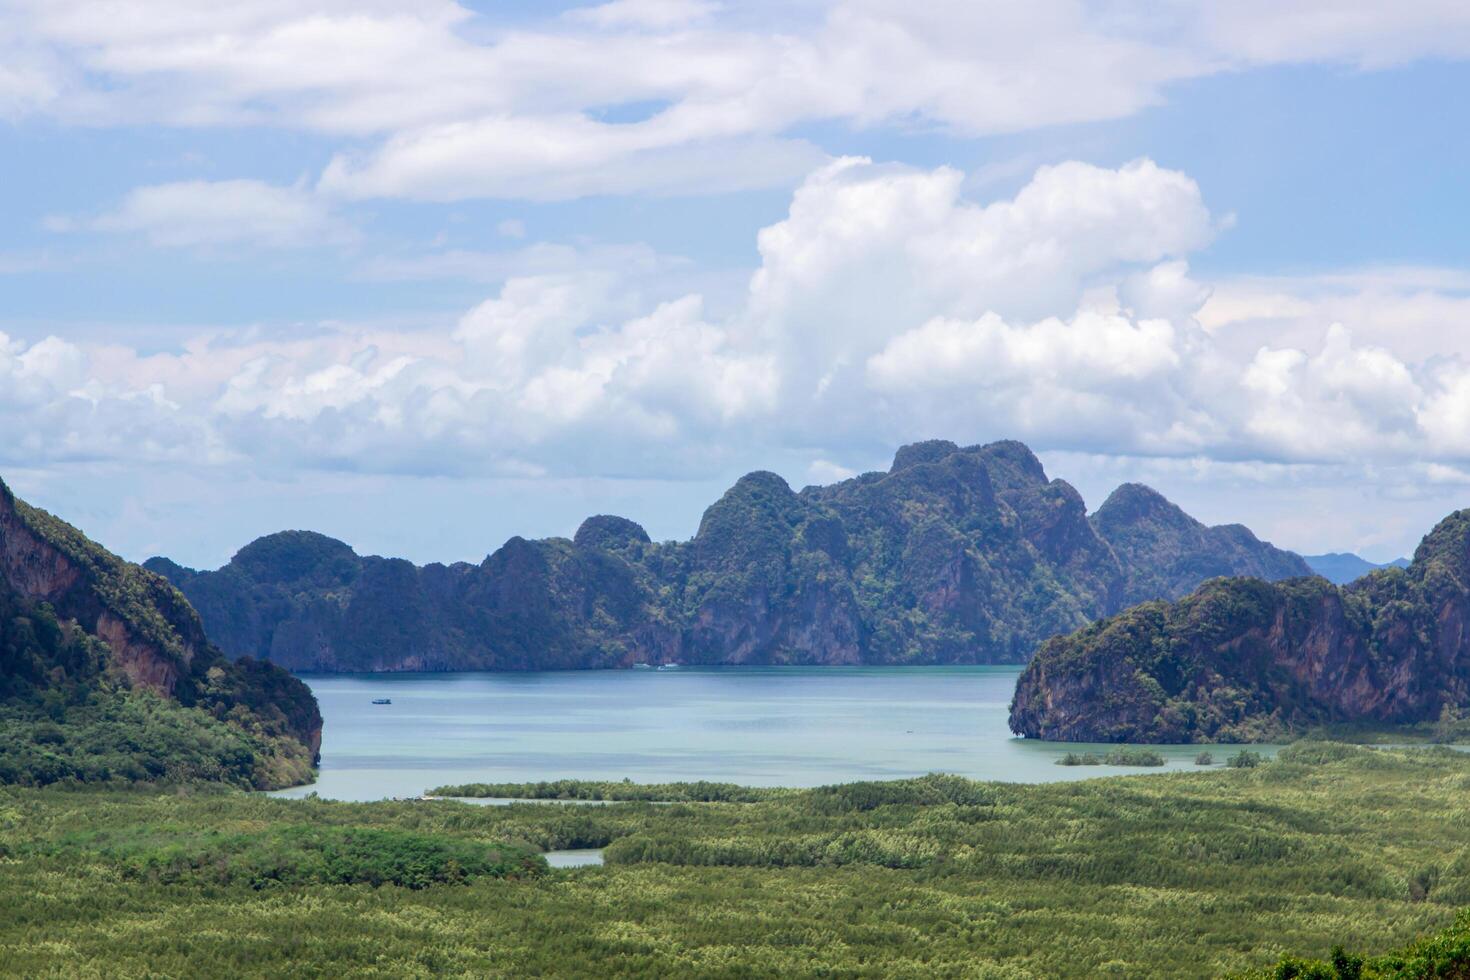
[8, 0, 1470, 201]
[6, 156, 1470, 486]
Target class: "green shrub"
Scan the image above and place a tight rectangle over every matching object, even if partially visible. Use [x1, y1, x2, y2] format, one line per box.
[44, 825, 545, 889]
[1195, 752, 1214, 765]
[1277, 742, 1367, 766]
[1229, 750, 1264, 768]
[432, 778, 792, 803]
[1055, 749, 1165, 766]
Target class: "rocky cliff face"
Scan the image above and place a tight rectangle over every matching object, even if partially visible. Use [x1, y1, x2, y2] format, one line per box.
[149, 439, 1310, 673]
[0, 479, 198, 695]
[1010, 509, 1470, 743]
[0, 477, 322, 779]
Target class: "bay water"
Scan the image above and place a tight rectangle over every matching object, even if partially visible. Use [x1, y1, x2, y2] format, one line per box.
[270, 666, 1276, 801]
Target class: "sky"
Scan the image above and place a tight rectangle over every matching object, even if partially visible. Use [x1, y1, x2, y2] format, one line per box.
[3, 0, 1470, 568]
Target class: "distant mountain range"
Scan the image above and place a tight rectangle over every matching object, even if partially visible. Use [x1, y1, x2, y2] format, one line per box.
[146, 439, 1310, 672]
[1302, 552, 1411, 585]
[0, 477, 319, 788]
[1011, 510, 1470, 743]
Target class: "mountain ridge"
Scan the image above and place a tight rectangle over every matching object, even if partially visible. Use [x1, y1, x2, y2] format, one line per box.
[1303, 551, 1411, 585]
[146, 439, 1310, 672]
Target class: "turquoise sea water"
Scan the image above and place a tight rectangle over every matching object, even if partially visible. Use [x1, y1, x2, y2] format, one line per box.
[270, 666, 1277, 801]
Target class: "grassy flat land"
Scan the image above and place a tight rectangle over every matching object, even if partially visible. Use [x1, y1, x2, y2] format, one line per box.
[4, 743, 1470, 977]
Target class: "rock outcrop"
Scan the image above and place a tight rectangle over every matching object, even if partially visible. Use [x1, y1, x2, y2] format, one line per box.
[148, 439, 1310, 673]
[1010, 509, 1470, 743]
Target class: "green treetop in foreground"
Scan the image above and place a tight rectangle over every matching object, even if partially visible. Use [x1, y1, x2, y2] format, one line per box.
[5, 743, 1470, 977]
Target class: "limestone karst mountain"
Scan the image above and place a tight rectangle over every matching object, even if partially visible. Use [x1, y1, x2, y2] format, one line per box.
[148, 440, 1309, 673]
[1011, 509, 1470, 743]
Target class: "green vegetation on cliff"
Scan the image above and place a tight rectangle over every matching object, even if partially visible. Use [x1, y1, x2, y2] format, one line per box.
[1011, 507, 1470, 743]
[4, 745, 1470, 977]
[148, 439, 1308, 672]
[0, 478, 320, 789]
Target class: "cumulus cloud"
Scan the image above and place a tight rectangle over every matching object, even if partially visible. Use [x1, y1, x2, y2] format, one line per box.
[7, 1, 1470, 200]
[1239, 324, 1426, 460]
[867, 312, 1182, 409]
[0, 330, 216, 466]
[747, 156, 1213, 335]
[74, 179, 352, 248]
[5, 155, 1469, 483]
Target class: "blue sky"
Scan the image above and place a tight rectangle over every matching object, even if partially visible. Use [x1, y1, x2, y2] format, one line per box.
[3, 0, 1470, 567]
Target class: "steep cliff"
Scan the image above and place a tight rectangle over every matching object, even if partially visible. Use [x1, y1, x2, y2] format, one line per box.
[1009, 509, 1470, 743]
[0, 477, 321, 788]
[148, 439, 1310, 672]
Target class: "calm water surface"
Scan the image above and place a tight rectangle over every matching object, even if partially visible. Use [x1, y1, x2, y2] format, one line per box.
[271, 666, 1278, 801]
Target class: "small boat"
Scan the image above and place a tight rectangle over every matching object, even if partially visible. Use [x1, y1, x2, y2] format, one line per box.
[656, 663, 682, 671]
[371, 698, 392, 705]
[631, 662, 653, 670]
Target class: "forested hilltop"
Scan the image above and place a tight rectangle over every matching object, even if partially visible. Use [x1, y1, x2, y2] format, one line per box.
[0, 477, 320, 788]
[148, 439, 1307, 672]
[1011, 508, 1470, 743]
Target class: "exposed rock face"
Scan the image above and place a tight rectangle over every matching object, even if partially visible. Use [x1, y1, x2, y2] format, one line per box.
[149, 440, 1310, 673]
[1010, 509, 1470, 743]
[0, 479, 196, 695]
[0, 477, 322, 767]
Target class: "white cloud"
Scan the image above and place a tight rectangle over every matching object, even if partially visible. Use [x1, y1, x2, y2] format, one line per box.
[868, 311, 1180, 390]
[78, 179, 351, 248]
[748, 156, 1213, 332]
[1418, 364, 1470, 457]
[8, 1, 1470, 201]
[1196, 0, 1470, 69]
[566, 0, 721, 30]
[806, 459, 858, 484]
[0, 329, 218, 466]
[1240, 324, 1425, 460]
[318, 121, 826, 202]
[1200, 267, 1470, 363]
[1120, 260, 1213, 323]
